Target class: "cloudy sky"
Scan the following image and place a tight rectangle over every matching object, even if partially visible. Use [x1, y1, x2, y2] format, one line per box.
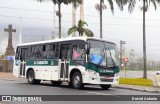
[0, 0, 160, 61]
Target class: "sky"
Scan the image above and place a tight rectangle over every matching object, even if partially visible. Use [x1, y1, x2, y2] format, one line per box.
[0, 0, 160, 61]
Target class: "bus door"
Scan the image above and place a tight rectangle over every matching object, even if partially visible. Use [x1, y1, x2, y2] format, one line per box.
[19, 48, 28, 77]
[60, 44, 71, 81]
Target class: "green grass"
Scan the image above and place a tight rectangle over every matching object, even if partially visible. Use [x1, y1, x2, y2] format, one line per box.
[119, 78, 153, 86]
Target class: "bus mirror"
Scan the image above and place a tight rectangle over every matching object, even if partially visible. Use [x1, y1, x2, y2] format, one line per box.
[86, 43, 90, 54]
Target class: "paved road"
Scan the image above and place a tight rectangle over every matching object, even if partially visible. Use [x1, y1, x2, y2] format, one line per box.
[0, 79, 159, 104]
[120, 71, 157, 79]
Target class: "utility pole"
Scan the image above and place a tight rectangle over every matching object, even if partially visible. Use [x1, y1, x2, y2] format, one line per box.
[120, 40, 126, 70]
[19, 17, 22, 44]
[42, 35, 44, 41]
[100, 0, 102, 39]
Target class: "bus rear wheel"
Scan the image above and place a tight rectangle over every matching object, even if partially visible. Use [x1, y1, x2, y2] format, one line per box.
[51, 81, 62, 86]
[72, 72, 84, 89]
[27, 70, 40, 84]
[100, 84, 111, 90]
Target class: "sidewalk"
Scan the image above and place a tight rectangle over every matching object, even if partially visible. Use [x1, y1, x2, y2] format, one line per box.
[113, 84, 160, 93]
[0, 72, 17, 81]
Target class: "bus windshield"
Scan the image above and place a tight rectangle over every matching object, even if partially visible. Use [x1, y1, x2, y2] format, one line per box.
[88, 40, 119, 68]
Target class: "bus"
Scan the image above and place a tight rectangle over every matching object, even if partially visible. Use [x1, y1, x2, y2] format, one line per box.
[13, 37, 120, 89]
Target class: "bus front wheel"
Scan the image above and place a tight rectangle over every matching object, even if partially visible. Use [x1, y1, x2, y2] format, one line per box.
[72, 72, 84, 89]
[100, 84, 111, 90]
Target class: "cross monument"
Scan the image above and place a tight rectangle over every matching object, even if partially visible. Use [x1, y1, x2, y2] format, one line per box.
[4, 24, 16, 58]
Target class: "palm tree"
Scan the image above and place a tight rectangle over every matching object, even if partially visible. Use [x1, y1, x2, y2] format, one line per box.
[68, 20, 94, 37]
[95, 0, 128, 39]
[37, 0, 72, 39]
[38, 0, 83, 38]
[126, 0, 160, 79]
[95, 0, 109, 39]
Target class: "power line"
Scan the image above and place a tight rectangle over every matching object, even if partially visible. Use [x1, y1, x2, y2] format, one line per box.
[0, 14, 140, 26]
[0, 6, 54, 13]
[0, 14, 53, 21]
[1, 6, 160, 21]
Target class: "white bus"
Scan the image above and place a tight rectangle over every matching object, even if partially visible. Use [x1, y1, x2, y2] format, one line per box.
[13, 37, 119, 89]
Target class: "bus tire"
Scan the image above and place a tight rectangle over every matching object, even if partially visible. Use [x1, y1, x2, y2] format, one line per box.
[100, 84, 111, 90]
[51, 81, 62, 86]
[72, 72, 84, 89]
[27, 70, 36, 84]
[69, 82, 73, 88]
[35, 80, 41, 84]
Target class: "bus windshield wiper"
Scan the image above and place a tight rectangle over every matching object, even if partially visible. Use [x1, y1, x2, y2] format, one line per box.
[107, 47, 116, 68]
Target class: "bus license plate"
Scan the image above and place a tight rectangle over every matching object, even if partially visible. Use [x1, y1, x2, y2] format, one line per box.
[105, 76, 111, 79]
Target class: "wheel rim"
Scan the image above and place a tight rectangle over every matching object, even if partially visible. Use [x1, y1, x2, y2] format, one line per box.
[74, 75, 80, 87]
[28, 71, 33, 82]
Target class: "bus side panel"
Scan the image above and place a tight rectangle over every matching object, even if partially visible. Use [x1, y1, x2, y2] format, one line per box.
[51, 66, 59, 81]
[26, 66, 59, 81]
[13, 60, 20, 78]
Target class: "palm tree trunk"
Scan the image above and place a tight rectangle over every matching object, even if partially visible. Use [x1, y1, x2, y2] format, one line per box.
[58, 3, 61, 39]
[72, 4, 76, 37]
[80, 1, 84, 21]
[143, 0, 147, 79]
[100, 0, 103, 39]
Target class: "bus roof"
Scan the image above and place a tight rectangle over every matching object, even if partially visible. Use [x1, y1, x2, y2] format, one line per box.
[17, 37, 115, 46]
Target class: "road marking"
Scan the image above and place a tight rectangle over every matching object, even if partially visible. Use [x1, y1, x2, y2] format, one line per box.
[86, 91, 110, 95]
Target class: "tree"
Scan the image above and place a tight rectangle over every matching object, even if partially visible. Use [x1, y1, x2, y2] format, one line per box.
[126, 0, 160, 79]
[95, 0, 112, 39]
[95, 0, 131, 39]
[68, 20, 94, 37]
[37, 0, 72, 39]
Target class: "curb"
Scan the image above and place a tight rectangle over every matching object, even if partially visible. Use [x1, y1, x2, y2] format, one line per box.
[113, 85, 160, 94]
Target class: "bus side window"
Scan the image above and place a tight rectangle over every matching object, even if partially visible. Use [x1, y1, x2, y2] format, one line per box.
[72, 44, 85, 65]
[66, 45, 71, 60]
[55, 44, 60, 59]
[42, 45, 46, 58]
[42, 44, 51, 59]
[20, 48, 28, 61]
[34, 45, 41, 59]
[30, 46, 35, 59]
[61, 45, 67, 59]
[27, 47, 31, 60]
[15, 47, 20, 60]
[47, 44, 56, 59]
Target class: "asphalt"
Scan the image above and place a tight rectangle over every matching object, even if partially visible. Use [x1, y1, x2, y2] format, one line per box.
[0, 72, 160, 94]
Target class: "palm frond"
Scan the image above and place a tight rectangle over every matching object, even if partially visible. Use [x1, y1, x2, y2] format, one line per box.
[128, 0, 136, 13]
[68, 26, 78, 36]
[83, 28, 94, 37]
[115, 0, 123, 11]
[78, 20, 88, 28]
[150, 0, 157, 10]
[107, 0, 114, 14]
[72, 0, 83, 8]
[52, 0, 58, 4]
[155, 0, 160, 5]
